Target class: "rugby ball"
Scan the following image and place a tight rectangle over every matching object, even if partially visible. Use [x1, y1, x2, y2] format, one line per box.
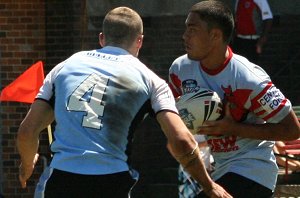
[176, 88, 223, 135]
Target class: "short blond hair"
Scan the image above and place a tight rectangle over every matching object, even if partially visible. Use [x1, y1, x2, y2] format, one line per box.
[103, 7, 143, 47]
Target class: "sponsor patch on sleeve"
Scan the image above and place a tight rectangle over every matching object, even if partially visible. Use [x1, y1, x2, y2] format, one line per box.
[258, 85, 285, 112]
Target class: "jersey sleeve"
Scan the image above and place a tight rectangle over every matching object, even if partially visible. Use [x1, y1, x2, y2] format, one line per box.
[250, 81, 291, 123]
[36, 61, 65, 102]
[244, 66, 290, 123]
[255, 0, 273, 20]
[148, 70, 178, 115]
[227, 58, 291, 124]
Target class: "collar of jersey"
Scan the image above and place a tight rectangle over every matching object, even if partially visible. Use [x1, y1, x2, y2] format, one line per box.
[200, 46, 233, 75]
[98, 46, 131, 56]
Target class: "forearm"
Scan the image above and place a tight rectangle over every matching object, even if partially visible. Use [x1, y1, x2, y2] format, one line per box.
[177, 145, 214, 193]
[17, 100, 54, 165]
[232, 122, 287, 140]
[17, 125, 40, 166]
[201, 108, 300, 141]
[261, 19, 272, 37]
[157, 111, 214, 191]
[232, 113, 300, 141]
[256, 19, 273, 51]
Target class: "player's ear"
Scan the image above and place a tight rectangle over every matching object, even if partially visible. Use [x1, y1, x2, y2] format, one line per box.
[136, 34, 144, 49]
[99, 32, 105, 47]
[132, 34, 144, 57]
[210, 29, 222, 42]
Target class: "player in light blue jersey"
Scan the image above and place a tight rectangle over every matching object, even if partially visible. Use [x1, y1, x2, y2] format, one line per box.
[17, 6, 232, 198]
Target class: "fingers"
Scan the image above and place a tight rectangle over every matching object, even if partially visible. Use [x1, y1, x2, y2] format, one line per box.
[197, 102, 234, 136]
[223, 193, 233, 198]
[225, 102, 232, 117]
[18, 164, 27, 188]
[224, 190, 233, 198]
[19, 174, 27, 189]
[208, 184, 233, 198]
[33, 153, 39, 165]
[18, 153, 39, 189]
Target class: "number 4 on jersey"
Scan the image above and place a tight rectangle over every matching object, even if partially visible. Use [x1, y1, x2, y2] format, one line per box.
[67, 73, 109, 130]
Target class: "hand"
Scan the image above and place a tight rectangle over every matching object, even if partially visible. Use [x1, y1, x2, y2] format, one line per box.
[19, 153, 39, 188]
[204, 182, 233, 198]
[198, 103, 236, 136]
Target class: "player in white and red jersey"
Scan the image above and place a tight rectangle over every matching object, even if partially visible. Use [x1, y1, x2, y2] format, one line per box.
[233, 0, 273, 63]
[169, 1, 300, 197]
[17, 6, 232, 198]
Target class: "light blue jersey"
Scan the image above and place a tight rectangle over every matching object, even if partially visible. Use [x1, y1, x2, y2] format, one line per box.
[37, 46, 177, 175]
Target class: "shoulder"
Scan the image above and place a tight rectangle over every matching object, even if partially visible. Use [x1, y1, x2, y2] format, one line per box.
[231, 53, 271, 82]
[170, 54, 198, 70]
[172, 54, 193, 64]
[127, 56, 165, 85]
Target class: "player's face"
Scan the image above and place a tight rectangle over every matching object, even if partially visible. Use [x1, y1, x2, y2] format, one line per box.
[183, 12, 214, 61]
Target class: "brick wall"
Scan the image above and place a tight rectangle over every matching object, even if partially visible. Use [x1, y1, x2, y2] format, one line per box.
[0, 1, 47, 197]
[1, 1, 300, 198]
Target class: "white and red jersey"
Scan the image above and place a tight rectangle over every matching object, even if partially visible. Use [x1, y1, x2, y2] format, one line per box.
[235, 0, 273, 35]
[169, 47, 291, 191]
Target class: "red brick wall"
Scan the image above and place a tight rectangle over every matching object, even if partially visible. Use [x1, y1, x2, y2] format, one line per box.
[0, 1, 47, 197]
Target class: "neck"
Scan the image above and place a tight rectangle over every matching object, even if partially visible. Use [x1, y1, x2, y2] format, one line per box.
[200, 45, 229, 70]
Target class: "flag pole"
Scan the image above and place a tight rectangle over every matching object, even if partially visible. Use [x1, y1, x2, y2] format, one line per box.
[47, 124, 53, 145]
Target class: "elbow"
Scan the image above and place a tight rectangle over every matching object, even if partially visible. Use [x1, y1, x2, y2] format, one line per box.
[280, 112, 300, 141]
[291, 131, 300, 140]
[17, 124, 37, 143]
[285, 128, 300, 141]
[291, 120, 300, 140]
[17, 125, 29, 144]
[167, 137, 196, 158]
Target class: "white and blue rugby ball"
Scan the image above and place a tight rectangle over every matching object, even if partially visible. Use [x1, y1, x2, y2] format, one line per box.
[176, 88, 223, 135]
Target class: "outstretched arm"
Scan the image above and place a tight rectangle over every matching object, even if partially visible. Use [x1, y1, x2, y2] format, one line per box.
[156, 111, 232, 198]
[17, 99, 54, 188]
[199, 103, 300, 141]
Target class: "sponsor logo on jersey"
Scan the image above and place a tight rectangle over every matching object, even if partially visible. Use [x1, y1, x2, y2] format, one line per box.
[86, 52, 119, 61]
[207, 135, 239, 152]
[182, 79, 200, 94]
[258, 85, 284, 111]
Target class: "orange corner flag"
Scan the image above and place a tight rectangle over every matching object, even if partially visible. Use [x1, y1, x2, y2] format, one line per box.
[0, 61, 44, 103]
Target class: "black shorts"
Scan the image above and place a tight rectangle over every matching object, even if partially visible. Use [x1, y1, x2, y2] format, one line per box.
[196, 172, 274, 198]
[43, 169, 137, 198]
